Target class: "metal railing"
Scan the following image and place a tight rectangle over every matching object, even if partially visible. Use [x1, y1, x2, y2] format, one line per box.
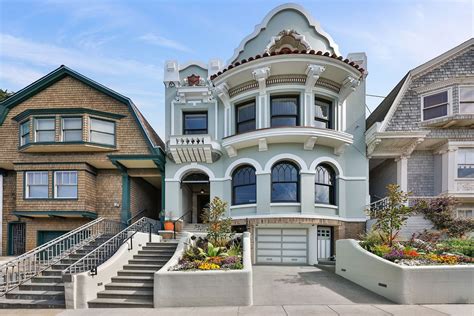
[63, 217, 160, 276]
[367, 196, 439, 217]
[0, 217, 123, 296]
[173, 210, 191, 239]
[127, 209, 148, 225]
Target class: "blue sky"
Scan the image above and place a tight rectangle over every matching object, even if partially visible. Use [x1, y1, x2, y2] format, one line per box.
[1, 0, 472, 136]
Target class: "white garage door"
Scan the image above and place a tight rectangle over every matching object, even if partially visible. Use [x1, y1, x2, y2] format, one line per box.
[256, 228, 308, 264]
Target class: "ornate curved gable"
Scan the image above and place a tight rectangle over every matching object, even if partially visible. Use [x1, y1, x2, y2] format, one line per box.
[229, 3, 340, 64]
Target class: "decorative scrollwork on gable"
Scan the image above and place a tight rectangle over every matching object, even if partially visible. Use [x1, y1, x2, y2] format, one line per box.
[265, 29, 312, 54]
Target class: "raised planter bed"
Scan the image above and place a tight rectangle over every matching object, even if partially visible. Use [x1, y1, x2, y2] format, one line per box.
[154, 232, 253, 307]
[336, 239, 474, 304]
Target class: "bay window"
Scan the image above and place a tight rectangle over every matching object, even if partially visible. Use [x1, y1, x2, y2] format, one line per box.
[422, 91, 449, 120]
[90, 118, 115, 145]
[232, 165, 256, 205]
[314, 97, 332, 129]
[460, 86, 474, 114]
[62, 117, 82, 142]
[34, 118, 55, 142]
[271, 96, 299, 127]
[20, 120, 30, 146]
[315, 164, 336, 205]
[271, 161, 299, 202]
[457, 148, 474, 178]
[54, 171, 78, 199]
[236, 101, 256, 134]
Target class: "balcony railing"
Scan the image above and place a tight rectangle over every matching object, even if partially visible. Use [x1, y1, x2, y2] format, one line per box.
[168, 135, 222, 164]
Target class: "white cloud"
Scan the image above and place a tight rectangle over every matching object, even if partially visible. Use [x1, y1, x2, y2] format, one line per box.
[0, 33, 162, 80]
[0, 64, 44, 86]
[139, 33, 192, 53]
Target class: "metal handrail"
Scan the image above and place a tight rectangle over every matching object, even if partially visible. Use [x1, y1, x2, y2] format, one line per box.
[0, 217, 123, 296]
[367, 195, 439, 217]
[173, 210, 192, 239]
[127, 209, 148, 225]
[63, 217, 160, 275]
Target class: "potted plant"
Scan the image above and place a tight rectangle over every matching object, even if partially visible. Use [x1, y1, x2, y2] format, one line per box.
[164, 211, 175, 231]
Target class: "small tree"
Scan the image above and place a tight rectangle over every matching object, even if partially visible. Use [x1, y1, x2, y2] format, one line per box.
[414, 196, 474, 238]
[201, 197, 233, 247]
[368, 184, 413, 246]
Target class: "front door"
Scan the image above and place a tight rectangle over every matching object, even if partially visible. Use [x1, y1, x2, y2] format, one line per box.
[196, 194, 209, 223]
[317, 227, 332, 260]
[9, 222, 26, 255]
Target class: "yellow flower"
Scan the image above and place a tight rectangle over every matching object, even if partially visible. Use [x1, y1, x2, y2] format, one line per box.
[198, 262, 220, 270]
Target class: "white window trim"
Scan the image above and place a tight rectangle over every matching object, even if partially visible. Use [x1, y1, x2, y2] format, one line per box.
[455, 147, 474, 180]
[314, 203, 338, 210]
[230, 203, 257, 210]
[54, 171, 78, 199]
[456, 208, 473, 218]
[420, 87, 452, 122]
[34, 117, 56, 143]
[61, 117, 83, 142]
[25, 171, 49, 199]
[459, 85, 474, 114]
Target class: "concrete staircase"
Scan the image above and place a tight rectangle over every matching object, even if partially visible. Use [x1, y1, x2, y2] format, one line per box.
[88, 241, 178, 308]
[0, 234, 114, 309]
[175, 223, 207, 239]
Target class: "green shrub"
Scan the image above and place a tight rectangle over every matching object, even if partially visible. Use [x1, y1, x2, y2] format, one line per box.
[438, 238, 474, 257]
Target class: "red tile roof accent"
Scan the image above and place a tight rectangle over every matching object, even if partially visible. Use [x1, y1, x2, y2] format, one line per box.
[210, 50, 364, 80]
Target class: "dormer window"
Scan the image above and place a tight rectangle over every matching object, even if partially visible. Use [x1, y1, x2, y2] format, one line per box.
[90, 118, 115, 146]
[236, 100, 256, 134]
[20, 120, 30, 146]
[271, 96, 299, 127]
[62, 117, 82, 142]
[314, 97, 332, 129]
[422, 90, 449, 121]
[183, 112, 208, 135]
[34, 118, 55, 142]
[460, 86, 474, 114]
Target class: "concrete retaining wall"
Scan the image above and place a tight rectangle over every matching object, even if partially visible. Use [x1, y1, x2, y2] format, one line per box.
[336, 239, 474, 304]
[64, 232, 162, 309]
[154, 232, 253, 307]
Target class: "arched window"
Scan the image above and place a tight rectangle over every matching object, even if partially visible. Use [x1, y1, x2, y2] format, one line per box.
[271, 161, 299, 202]
[315, 164, 336, 205]
[232, 165, 256, 205]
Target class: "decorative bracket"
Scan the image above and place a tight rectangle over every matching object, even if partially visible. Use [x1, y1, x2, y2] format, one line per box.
[367, 139, 381, 158]
[214, 82, 230, 105]
[303, 136, 318, 151]
[258, 138, 268, 152]
[401, 138, 424, 158]
[305, 65, 326, 93]
[338, 76, 360, 105]
[225, 145, 237, 158]
[252, 67, 271, 95]
[334, 143, 349, 156]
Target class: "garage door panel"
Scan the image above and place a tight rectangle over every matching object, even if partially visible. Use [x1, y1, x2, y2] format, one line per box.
[258, 235, 282, 242]
[258, 249, 281, 256]
[258, 229, 282, 235]
[257, 256, 282, 263]
[282, 229, 306, 235]
[258, 242, 281, 249]
[282, 257, 307, 264]
[282, 236, 306, 242]
[282, 243, 306, 249]
[282, 249, 306, 257]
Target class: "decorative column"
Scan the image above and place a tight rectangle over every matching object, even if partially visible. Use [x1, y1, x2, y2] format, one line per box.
[305, 65, 325, 127]
[215, 82, 230, 136]
[252, 67, 271, 129]
[337, 76, 360, 131]
[396, 156, 408, 192]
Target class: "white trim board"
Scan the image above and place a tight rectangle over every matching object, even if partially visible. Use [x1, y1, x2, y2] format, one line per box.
[231, 213, 367, 222]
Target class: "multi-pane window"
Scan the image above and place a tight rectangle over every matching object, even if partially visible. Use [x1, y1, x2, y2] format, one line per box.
[271, 96, 299, 127]
[232, 166, 256, 205]
[62, 117, 82, 142]
[422, 91, 449, 120]
[315, 164, 336, 205]
[457, 148, 474, 178]
[271, 161, 299, 202]
[25, 171, 49, 199]
[460, 86, 474, 114]
[314, 98, 332, 129]
[183, 112, 208, 134]
[90, 118, 115, 145]
[34, 118, 55, 142]
[236, 101, 256, 134]
[457, 209, 473, 218]
[20, 120, 30, 146]
[54, 171, 78, 199]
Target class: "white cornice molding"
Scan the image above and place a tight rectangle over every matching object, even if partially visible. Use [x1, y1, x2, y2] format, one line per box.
[252, 66, 271, 95]
[413, 76, 474, 94]
[179, 60, 209, 71]
[305, 64, 326, 93]
[227, 3, 341, 64]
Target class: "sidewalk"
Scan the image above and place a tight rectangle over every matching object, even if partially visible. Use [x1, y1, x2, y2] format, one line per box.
[1, 304, 472, 316]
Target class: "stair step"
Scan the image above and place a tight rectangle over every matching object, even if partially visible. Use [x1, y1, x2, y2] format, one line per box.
[88, 298, 153, 308]
[142, 246, 177, 251]
[129, 259, 169, 265]
[51, 263, 71, 270]
[111, 276, 153, 283]
[31, 276, 63, 283]
[5, 290, 64, 301]
[136, 250, 175, 256]
[19, 282, 64, 291]
[123, 264, 162, 271]
[41, 270, 63, 276]
[60, 258, 77, 264]
[105, 283, 153, 291]
[0, 298, 65, 309]
[117, 270, 156, 277]
[97, 289, 153, 299]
